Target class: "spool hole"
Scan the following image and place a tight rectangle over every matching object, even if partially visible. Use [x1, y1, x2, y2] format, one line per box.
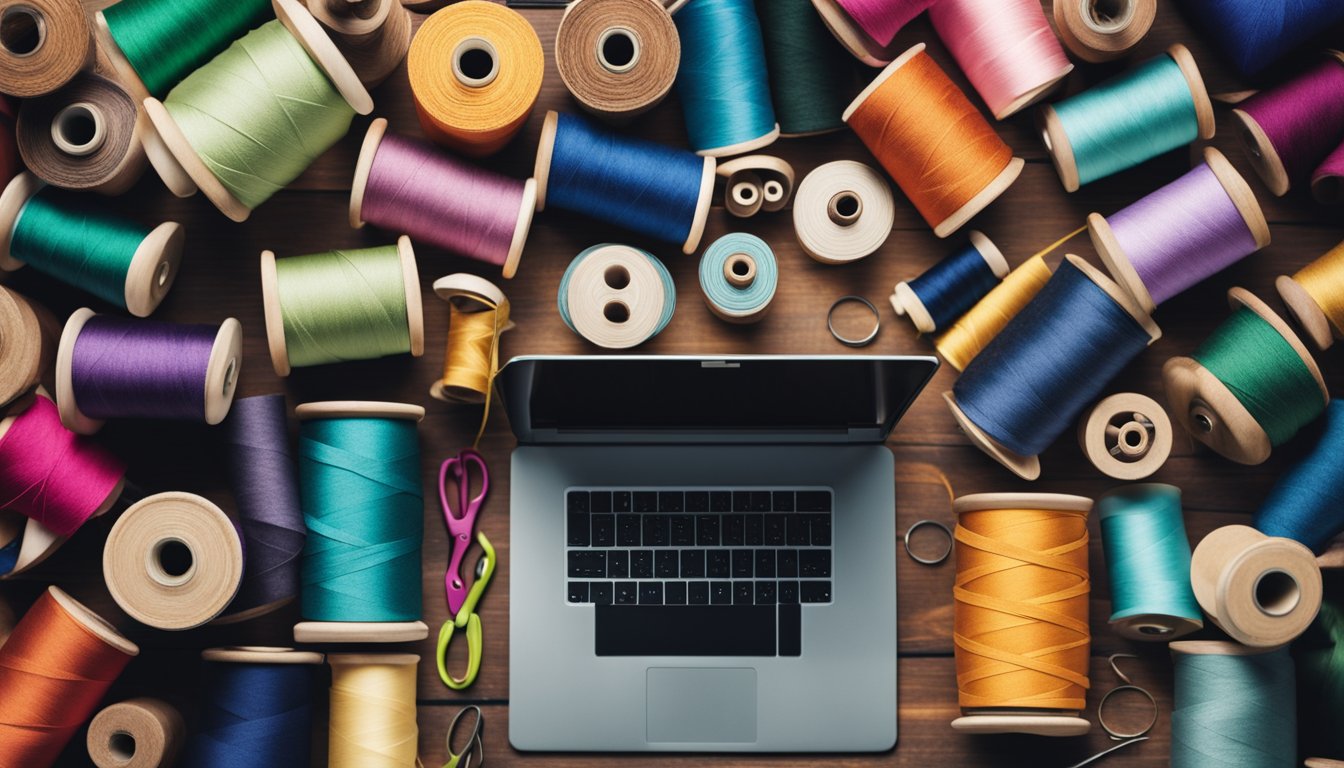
[597, 27, 640, 73]
[1086, 0, 1133, 30]
[151, 538, 195, 586]
[1137, 624, 1173, 636]
[1123, 430, 1141, 447]
[603, 265, 630, 290]
[733, 184, 758, 205]
[603, 302, 630, 324]
[453, 38, 499, 88]
[762, 180, 784, 202]
[731, 259, 750, 277]
[223, 358, 237, 394]
[828, 192, 862, 226]
[1191, 405, 1215, 434]
[1254, 570, 1300, 617]
[0, 6, 43, 56]
[54, 105, 101, 154]
[109, 731, 136, 762]
[156, 261, 171, 288]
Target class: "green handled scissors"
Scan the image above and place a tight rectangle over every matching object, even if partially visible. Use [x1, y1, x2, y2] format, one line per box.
[437, 531, 494, 690]
[442, 704, 484, 768]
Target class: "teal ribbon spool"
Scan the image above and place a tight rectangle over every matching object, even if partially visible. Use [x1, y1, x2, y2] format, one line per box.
[298, 406, 423, 623]
[1171, 642, 1296, 768]
[698, 232, 777, 323]
[673, 0, 779, 156]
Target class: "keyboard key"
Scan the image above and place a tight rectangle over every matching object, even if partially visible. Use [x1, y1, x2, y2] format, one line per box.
[615, 581, 637, 604]
[591, 514, 615, 547]
[750, 492, 771, 512]
[755, 582, 777, 605]
[686, 491, 709, 512]
[594, 604, 776, 656]
[631, 550, 653, 579]
[779, 604, 801, 656]
[764, 515, 786, 546]
[665, 581, 687, 605]
[568, 551, 605, 578]
[617, 514, 640, 546]
[755, 550, 776, 578]
[786, 514, 809, 546]
[772, 491, 794, 512]
[568, 582, 588, 603]
[670, 515, 694, 546]
[568, 512, 590, 546]
[779, 581, 799, 604]
[708, 549, 731, 578]
[655, 550, 678, 578]
[809, 515, 832, 546]
[745, 514, 764, 546]
[634, 491, 657, 512]
[607, 550, 629, 579]
[614, 491, 631, 512]
[643, 515, 669, 546]
[734, 582, 754, 605]
[723, 515, 745, 545]
[800, 550, 831, 577]
[590, 491, 611, 513]
[711, 581, 732, 605]
[591, 582, 613, 605]
[796, 491, 831, 512]
[640, 582, 663, 605]
[732, 549, 753, 578]
[778, 549, 798, 577]
[710, 491, 732, 512]
[733, 492, 752, 512]
[659, 492, 683, 512]
[801, 581, 832, 603]
[688, 581, 709, 605]
[681, 549, 705, 578]
[696, 515, 720, 545]
[567, 491, 589, 513]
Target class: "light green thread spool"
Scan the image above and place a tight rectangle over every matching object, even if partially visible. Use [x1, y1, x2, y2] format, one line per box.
[260, 236, 424, 376]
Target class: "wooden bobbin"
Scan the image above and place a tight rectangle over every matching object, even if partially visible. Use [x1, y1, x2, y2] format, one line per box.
[1231, 52, 1344, 197]
[0, 173, 184, 317]
[724, 253, 756, 289]
[717, 155, 794, 217]
[260, 235, 424, 377]
[430, 272, 514, 403]
[945, 255, 1160, 481]
[307, 0, 411, 88]
[1090, 148, 1269, 314]
[48, 585, 140, 656]
[563, 244, 671, 349]
[809, 0, 901, 67]
[891, 230, 1008, 334]
[86, 697, 186, 768]
[55, 307, 242, 435]
[141, 0, 373, 222]
[950, 492, 1094, 737]
[1053, 0, 1157, 63]
[533, 110, 716, 255]
[292, 401, 429, 644]
[725, 171, 763, 218]
[1078, 392, 1172, 480]
[1190, 525, 1323, 647]
[202, 645, 324, 665]
[0, 282, 57, 408]
[1041, 44, 1214, 193]
[1163, 288, 1327, 465]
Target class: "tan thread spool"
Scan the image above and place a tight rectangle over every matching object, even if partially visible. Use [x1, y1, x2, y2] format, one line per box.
[563, 244, 673, 349]
[16, 72, 147, 195]
[0, 0, 92, 98]
[792, 160, 894, 264]
[1053, 0, 1156, 63]
[1190, 524, 1322, 647]
[0, 284, 57, 408]
[87, 698, 186, 768]
[555, 0, 680, 121]
[718, 154, 794, 218]
[327, 653, 420, 768]
[1078, 392, 1172, 480]
[103, 492, 245, 631]
[307, 0, 411, 88]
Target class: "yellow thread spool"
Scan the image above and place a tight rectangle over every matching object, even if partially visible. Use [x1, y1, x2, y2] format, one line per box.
[430, 273, 513, 405]
[328, 653, 420, 768]
[934, 254, 1052, 371]
[1278, 239, 1344, 350]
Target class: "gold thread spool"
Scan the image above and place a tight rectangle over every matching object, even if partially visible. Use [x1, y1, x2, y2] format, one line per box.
[809, 0, 902, 67]
[1190, 524, 1322, 647]
[86, 698, 186, 768]
[556, 0, 680, 121]
[1078, 392, 1172, 480]
[0, 0, 92, 98]
[934, 253, 1052, 371]
[1277, 239, 1344, 351]
[0, 284, 57, 408]
[792, 160, 894, 264]
[1053, 0, 1156, 63]
[718, 154, 794, 218]
[16, 73, 148, 195]
[430, 273, 513, 404]
[327, 653, 420, 768]
[102, 492, 245, 630]
[307, 0, 411, 88]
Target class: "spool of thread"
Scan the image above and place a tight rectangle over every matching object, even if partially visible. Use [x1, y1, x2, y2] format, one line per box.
[555, 0, 680, 121]
[1313, 141, 1344, 204]
[408, 1, 542, 157]
[756, 0, 851, 136]
[699, 232, 778, 323]
[1096, 484, 1202, 640]
[791, 160, 894, 263]
[0, 0, 92, 98]
[1278, 240, 1344, 350]
[55, 308, 242, 435]
[1163, 288, 1328, 465]
[674, 0, 779, 156]
[0, 173, 184, 317]
[328, 654, 420, 768]
[1190, 524, 1322, 647]
[220, 395, 306, 623]
[810, 0, 932, 66]
[1232, 52, 1344, 197]
[430, 273, 513, 404]
[1174, 0, 1344, 77]
[0, 284, 57, 408]
[951, 492, 1092, 736]
[1090, 148, 1270, 314]
[189, 647, 323, 768]
[1297, 598, 1344, 764]
[891, 231, 1007, 334]
[718, 154, 794, 217]
[1041, 45, 1215, 192]
[307, 0, 411, 88]
[934, 254, 1052, 372]
[16, 73, 147, 195]
[1053, 0, 1156, 62]
[845, 44, 1023, 238]
[535, 110, 716, 255]
[103, 492, 244, 630]
[0, 586, 138, 768]
[1078, 392, 1172, 480]
[1170, 641, 1296, 768]
[558, 243, 675, 349]
[928, 0, 1072, 120]
[1253, 401, 1344, 554]
[143, 0, 372, 222]
[260, 237, 424, 376]
[87, 698, 186, 768]
[351, 118, 536, 279]
[294, 402, 428, 643]
[947, 255, 1160, 481]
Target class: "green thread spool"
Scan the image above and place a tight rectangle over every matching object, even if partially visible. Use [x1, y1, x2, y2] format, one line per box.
[142, 0, 373, 222]
[1164, 288, 1327, 465]
[293, 401, 429, 644]
[1171, 641, 1296, 768]
[756, 0, 853, 137]
[1295, 595, 1344, 762]
[260, 236, 424, 376]
[0, 172, 182, 317]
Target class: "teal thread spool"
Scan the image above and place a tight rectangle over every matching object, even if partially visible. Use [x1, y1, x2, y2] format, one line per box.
[0, 173, 182, 317]
[294, 401, 428, 644]
[260, 236, 424, 376]
[1041, 45, 1214, 191]
[1171, 641, 1296, 768]
[756, 0, 853, 137]
[674, 0, 779, 156]
[1096, 484, 1202, 640]
[698, 232, 778, 323]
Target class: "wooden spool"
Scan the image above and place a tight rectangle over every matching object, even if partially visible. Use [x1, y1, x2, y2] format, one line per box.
[1053, 0, 1156, 62]
[306, 0, 411, 89]
[86, 698, 186, 768]
[0, 281, 57, 408]
[430, 272, 514, 403]
[1078, 392, 1172, 480]
[891, 231, 1008, 334]
[1190, 525, 1322, 647]
[717, 154, 794, 218]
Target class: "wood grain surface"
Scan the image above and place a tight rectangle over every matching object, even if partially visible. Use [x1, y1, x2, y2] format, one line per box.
[4, 1, 1341, 765]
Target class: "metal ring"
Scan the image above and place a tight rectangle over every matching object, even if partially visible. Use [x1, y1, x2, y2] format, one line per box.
[827, 295, 880, 347]
[1097, 684, 1158, 740]
[904, 519, 953, 565]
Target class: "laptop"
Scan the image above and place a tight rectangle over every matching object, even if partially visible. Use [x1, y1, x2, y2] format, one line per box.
[501, 355, 938, 752]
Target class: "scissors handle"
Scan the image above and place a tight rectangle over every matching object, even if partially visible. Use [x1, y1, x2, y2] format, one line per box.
[441, 450, 489, 614]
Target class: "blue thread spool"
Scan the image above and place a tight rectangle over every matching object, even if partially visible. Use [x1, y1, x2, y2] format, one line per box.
[673, 0, 779, 156]
[945, 255, 1160, 480]
[187, 647, 322, 768]
[1254, 400, 1344, 554]
[1173, 0, 1344, 76]
[698, 232, 777, 323]
[558, 243, 675, 349]
[891, 231, 1007, 334]
[1096, 484, 1203, 640]
[534, 110, 716, 255]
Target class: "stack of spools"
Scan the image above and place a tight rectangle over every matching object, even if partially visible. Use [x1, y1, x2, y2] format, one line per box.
[1232, 51, 1344, 199]
[890, 232, 1008, 335]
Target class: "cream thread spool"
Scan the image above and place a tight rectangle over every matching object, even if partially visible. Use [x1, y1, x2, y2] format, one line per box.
[1053, 0, 1156, 63]
[430, 273, 513, 403]
[792, 160, 894, 264]
[1078, 393, 1172, 480]
[0, 283, 57, 408]
[717, 154, 795, 218]
[561, 244, 674, 349]
[102, 492, 245, 630]
[1190, 524, 1323, 647]
[327, 653, 420, 768]
[87, 698, 186, 768]
[307, 0, 411, 88]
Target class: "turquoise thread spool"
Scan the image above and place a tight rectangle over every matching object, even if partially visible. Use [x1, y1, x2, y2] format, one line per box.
[673, 0, 779, 156]
[1170, 641, 1296, 768]
[698, 232, 778, 323]
[1096, 484, 1202, 640]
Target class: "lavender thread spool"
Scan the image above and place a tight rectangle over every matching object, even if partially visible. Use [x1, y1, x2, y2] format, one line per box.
[350, 117, 537, 279]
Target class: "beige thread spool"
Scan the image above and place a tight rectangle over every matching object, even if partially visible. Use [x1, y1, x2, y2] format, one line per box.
[1053, 0, 1156, 63]
[562, 244, 673, 349]
[0, 0, 92, 98]
[792, 160, 894, 264]
[306, 0, 411, 88]
[1078, 393, 1172, 480]
[718, 154, 794, 218]
[1231, 51, 1344, 197]
[327, 653, 420, 768]
[891, 231, 1008, 334]
[1190, 525, 1322, 647]
[0, 283, 57, 408]
[1276, 240, 1344, 351]
[556, 0, 680, 121]
[87, 698, 186, 768]
[809, 0, 901, 67]
[16, 72, 148, 195]
[430, 273, 514, 403]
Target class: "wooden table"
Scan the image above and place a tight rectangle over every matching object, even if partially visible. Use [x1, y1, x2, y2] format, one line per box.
[6, 1, 1343, 765]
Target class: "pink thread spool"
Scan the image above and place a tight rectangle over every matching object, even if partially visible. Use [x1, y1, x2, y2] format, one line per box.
[811, 0, 934, 66]
[1232, 51, 1344, 197]
[1312, 140, 1344, 204]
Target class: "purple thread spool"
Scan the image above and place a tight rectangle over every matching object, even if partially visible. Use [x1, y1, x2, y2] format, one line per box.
[1233, 51, 1344, 197]
[350, 117, 537, 279]
[55, 307, 241, 435]
[1089, 147, 1270, 314]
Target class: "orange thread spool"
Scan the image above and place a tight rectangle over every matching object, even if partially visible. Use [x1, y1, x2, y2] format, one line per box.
[0, 587, 138, 767]
[844, 44, 1023, 238]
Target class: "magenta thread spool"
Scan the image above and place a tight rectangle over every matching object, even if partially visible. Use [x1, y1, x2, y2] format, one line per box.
[350, 117, 536, 279]
[1313, 140, 1344, 204]
[1232, 51, 1344, 197]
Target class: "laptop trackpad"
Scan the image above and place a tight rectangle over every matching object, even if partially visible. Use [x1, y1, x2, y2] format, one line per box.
[646, 667, 756, 744]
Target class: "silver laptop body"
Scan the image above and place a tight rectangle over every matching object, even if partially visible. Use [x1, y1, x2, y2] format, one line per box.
[503, 355, 938, 752]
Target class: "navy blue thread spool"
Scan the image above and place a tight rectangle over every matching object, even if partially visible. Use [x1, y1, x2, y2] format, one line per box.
[892, 231, 1008, 334]
[187, 647, 322, 768]
[1254, 400, 1344, 554]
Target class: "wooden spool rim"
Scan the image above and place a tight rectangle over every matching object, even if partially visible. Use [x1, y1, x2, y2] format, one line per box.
[950, 713, 1091, 737]
[1230, 106, 1289, 197]
[1169, 639, 1284, 656]
[293, 621, 430, 643]
[944, 391, 1042, 480]
[49, 585, 139, 656]
[1190, 524, 1322, 647]
[307, 0, 392, 37]
[124, 221, 183, 317]
[295, 400, 425, 421]
[327, 652, 420, 666]
[1078, 392, 1173, 480]
[993, 62, 1073, 121]
[1111, 613, 1203, 641]
[348, 116, 386, 228]
[1169, 44, 1215, 140]
[0, 171, 41, 269]
[843, 43, 927, 124]
[202, 646, 325, 664]
[0, 512, 63, 579]
[809, 0, 901, 67]
[142, 98, 251, 222]
[1275, 273, 1335, 350]
[892, 231, 1006, 333]
[1089, 211, 1157, 314]
[272, 0, 373, 114]
[1039, 104, 1081, 193]
[935, 159, 1023, 239]
[694, 123, 780, 159]
[1203, 147, 1271, 249]
[953, 492, 1092, 515]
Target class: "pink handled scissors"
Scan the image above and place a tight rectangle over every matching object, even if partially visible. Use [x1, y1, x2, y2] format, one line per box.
[440, 448, 489, 615]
